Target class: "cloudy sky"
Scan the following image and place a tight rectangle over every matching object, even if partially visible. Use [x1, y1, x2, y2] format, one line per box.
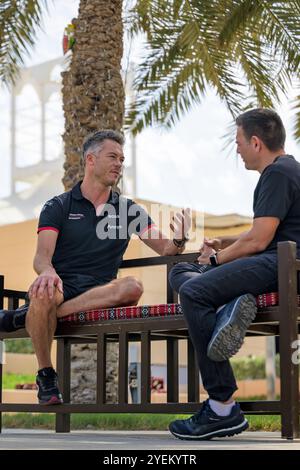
[0, 0, 299, 217]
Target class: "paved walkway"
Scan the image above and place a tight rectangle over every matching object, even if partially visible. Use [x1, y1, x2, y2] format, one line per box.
[0, 430, 299, 450]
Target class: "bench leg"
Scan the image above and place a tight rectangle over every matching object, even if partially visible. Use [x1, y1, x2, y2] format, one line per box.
[278, 241, 300, 439]
[167, 338, 179, 402]
[141, 332, 151, 404]
[0, 340, 3, 434]
[0, 276, 3, 433]
[96, 333, 106, 405]
[187, 338, 199, 403]
[56, 338, 71, 433]
[279, 324, 299, 439]
[118, 332, 129, 404]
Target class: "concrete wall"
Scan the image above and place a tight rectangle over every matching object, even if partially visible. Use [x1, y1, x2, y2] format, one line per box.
[0, 219, 37, 291]
[3, 352, 56, 375]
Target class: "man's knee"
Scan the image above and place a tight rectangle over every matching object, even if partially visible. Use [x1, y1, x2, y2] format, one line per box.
[178, 282, 191, 301]
[127, 276, 144, 300]
[168, 263, 188, 288]
[29, 289, 62, 312]
[119, 277, 143, 304]
[179, 277, 205, 303]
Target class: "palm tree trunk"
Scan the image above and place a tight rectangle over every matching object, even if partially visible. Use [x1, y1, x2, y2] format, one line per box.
[62, 0, 124, 188]
[61, 0, 124, 403]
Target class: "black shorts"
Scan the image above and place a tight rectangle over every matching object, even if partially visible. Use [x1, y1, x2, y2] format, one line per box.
[60, 273, 107, 302]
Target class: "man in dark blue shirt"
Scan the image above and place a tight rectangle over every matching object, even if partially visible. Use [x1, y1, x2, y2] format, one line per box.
[0, 130, 190, 405]
[36, 181, 155, 304]
[168, 108, 300, 441]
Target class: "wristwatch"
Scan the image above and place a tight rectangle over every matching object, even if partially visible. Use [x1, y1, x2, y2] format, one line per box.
[173, 235, 189, 249]
[209, 252, 219, 266]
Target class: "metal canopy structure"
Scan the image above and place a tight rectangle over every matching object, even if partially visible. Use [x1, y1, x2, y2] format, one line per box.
[0, 58, 136, 226]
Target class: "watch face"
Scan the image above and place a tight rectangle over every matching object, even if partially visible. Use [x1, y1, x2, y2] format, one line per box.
[210, 254, 217, 266]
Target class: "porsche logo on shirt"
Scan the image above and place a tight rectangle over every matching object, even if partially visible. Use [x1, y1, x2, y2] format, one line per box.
[68, 213, 85, 220]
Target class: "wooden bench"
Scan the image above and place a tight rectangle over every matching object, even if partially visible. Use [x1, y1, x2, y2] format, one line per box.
[0, 241, 299, 439]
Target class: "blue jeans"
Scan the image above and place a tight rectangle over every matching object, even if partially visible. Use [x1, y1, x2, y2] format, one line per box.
[169, 252, 278, 401]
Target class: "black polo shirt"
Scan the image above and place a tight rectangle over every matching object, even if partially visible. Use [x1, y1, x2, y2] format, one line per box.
[253, 155, 300, 253]
[37, 182, 154, 284]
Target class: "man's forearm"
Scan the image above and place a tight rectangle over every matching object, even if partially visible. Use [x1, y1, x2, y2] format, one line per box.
[162, 239, 185, 256]
[217, 232, 262, 264]
[219, 231, 249, 249]
[33, 254, 55, 275]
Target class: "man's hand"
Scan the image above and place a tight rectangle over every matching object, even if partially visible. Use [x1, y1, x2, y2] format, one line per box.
[197, 241, 216, 264]
[170, 208, 191, 240]
[29, 268, 63, 300]
[199, 237, 222, 254]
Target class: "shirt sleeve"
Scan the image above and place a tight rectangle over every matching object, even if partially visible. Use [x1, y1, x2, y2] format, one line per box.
[254, 170, 295, 221]
[127, 201, 156, 237]
[37, 197, 64, 234]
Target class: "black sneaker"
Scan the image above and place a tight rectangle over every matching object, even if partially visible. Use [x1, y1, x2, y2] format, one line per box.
[169, 400, 248, 440]
[207, 294, 257, 362]
[0, 304, 29, 332]
[36, 368, 63, 405]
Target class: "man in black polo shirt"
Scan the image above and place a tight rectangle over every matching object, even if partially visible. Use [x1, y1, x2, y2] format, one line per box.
[0, 130, 190, 405]
[168, 108, 300, 441]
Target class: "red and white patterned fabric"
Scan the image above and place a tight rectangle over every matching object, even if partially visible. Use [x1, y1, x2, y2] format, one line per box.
[256, 292, 278, 308]
[59, 292, 295, 325]
[59, 303, 183, 324]
[256, 292, 300, 308]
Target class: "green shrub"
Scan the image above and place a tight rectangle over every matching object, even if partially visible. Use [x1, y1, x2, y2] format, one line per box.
[3, 373, 36, 389]
[230, 355, 282, 380]
[4, 339, 34, 354]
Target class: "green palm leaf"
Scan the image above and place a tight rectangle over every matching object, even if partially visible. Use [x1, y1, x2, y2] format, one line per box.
[293, 90, 300, 142]
[0, 0, 48, 85]
[126, 0, 300, 141]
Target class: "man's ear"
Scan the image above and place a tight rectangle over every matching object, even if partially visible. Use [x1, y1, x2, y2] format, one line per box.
[251, 135, 261, 151]
[85, 153, 94, 167]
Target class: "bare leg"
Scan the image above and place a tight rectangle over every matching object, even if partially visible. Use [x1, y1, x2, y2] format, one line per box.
[48, 306, 58, 354]
[26, 290, 64, 370]
[57, 276, 143, 318]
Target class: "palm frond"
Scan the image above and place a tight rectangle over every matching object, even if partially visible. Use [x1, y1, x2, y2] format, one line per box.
[0, 0, 48, 85]
[220, 1, 300, 72]
[126, 0, 300, 137]
[126, 60, 209, 133]
[219, 0, 263, 45]
[292, 90, 300, 143]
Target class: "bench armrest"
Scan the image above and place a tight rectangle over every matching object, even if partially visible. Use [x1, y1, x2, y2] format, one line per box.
[120, 251, 199, 303]
[120, 252, 198, 269]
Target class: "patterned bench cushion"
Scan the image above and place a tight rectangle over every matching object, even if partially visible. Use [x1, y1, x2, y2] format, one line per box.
[59, 292, 293, 325]
[59, 303, 183, 324]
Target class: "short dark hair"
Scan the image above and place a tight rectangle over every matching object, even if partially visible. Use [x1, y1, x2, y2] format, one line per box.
[236, 108, 286, 151]
[82, 130, 124, 164]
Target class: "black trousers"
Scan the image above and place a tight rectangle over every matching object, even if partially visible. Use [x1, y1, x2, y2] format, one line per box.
[169, 252, 278, 401]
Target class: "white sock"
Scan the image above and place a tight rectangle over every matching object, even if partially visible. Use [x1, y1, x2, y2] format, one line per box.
[209, 399, 235, 417]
